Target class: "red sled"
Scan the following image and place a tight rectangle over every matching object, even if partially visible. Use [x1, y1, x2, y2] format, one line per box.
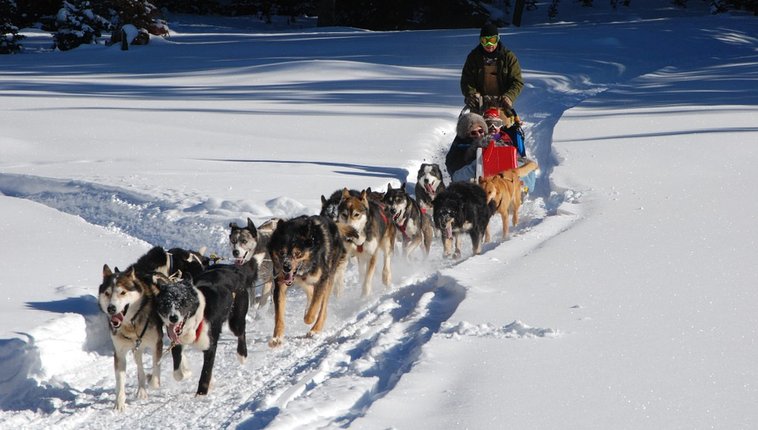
[476, 140, 518, 179]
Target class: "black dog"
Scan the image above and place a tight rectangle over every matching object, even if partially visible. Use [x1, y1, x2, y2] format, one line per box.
[154, 256, 254, 395]
[432, 181, 493, 259]
[415, 163, 446, 213]
[167, 247, 210, 280]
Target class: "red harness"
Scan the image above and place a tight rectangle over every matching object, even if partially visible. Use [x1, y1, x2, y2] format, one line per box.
[195, 320, 204, 342]
[395, 206, 425, 241]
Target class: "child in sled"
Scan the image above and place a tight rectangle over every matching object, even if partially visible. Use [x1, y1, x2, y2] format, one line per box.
[446, 109, 536, 194]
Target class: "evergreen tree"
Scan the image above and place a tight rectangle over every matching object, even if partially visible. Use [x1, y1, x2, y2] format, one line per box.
[53, 0, 113, 51]
[548, 0, 559, 20]
[0, 0, 24, 54]
[112, 0, 168, 35]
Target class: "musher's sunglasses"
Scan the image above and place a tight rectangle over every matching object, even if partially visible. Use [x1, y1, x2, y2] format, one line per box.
[480, 35, 499, 47]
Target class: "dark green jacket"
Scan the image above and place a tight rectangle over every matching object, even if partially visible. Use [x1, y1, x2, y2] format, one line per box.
[460, 43, 524, 104]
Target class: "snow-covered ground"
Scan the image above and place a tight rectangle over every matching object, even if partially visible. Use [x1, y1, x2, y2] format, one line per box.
[1, 2, 757, 428]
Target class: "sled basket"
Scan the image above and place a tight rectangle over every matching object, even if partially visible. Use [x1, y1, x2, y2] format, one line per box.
[476, 141, 518, 179]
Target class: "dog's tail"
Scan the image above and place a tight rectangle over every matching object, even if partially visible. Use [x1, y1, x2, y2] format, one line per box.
[514, 159, 538, 177]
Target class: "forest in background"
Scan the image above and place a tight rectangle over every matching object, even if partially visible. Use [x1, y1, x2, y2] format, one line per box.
[2, 0, 756, 53]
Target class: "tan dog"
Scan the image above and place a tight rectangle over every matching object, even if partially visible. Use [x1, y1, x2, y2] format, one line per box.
[478, 160, 538, 240]
[266, 215, 351, 347]
[337, 188, 395, 297]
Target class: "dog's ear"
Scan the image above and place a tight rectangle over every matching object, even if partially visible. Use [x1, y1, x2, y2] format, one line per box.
[102, 264, 113, 278]
[247, 217, 258, 237]
[361, 189, 369, 205]
[401, 182, 407, 192]
[229, 221, 239, 229]
[387, 183, 393, 192]
[478, 176, 485, 185]
[126, 267, 137, 280]
[341, 188, 352, 199]
[321, 195, 327, 205]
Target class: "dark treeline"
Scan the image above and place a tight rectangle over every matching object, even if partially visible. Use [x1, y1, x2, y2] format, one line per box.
[1, 0, 756, 54]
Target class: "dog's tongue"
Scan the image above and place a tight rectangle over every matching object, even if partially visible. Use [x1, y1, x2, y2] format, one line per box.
[425, 183, 435, 195]
[110, 313, 124, 327]
[234, 258, 244, 266]
[167, 323, 181, 343]
[284, 271, 294, 286]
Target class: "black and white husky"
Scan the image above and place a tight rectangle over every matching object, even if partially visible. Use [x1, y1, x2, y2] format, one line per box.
[229, 217, 278, 309]
[382, 182, 434, 260]
[155, 257, 253, 395]
[415, 163, 446, 213]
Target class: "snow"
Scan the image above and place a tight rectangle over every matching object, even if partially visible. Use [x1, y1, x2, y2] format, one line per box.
[2, 2, 757, 428]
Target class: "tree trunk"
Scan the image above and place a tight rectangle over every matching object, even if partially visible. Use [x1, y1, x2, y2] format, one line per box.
[513, 0, 526, 27]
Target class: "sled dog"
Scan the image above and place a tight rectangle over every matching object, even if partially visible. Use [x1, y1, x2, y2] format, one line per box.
[432, 181, 493, 259]
[478, 160, 539, 240]
[98, 253, 165, 411]
[337, 188, 395, 297]
[266, 215, 350, 347]
[229, 217, 278, 309]
[154, 258, 251, 395]
[320, 188, 384, 222]
[415, 163, 446, 213]
[167, 247, 210, 280]
[320, 189, 360, 222]
[382, 182, 433, 260]
[98, 246, 208, 411]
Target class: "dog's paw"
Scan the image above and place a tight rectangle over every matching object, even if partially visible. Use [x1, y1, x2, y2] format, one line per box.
[268, 337, 283, 348]
[237, 353, 247, 365]
[114, 400, 126, 412]
[136, 387, 148, 400]
[173, 368, 191, 381]
[147, 373, 160, 389]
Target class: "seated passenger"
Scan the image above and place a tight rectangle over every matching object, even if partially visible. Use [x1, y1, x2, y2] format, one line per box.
[445, 112, 488, 183]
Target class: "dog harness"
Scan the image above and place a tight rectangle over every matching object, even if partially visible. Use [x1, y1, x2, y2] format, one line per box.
[125, 301, 151, 349]
[194, 320, 204, 343]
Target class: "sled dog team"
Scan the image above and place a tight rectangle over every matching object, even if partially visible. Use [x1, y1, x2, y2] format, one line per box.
[98, 160, 538, 411]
